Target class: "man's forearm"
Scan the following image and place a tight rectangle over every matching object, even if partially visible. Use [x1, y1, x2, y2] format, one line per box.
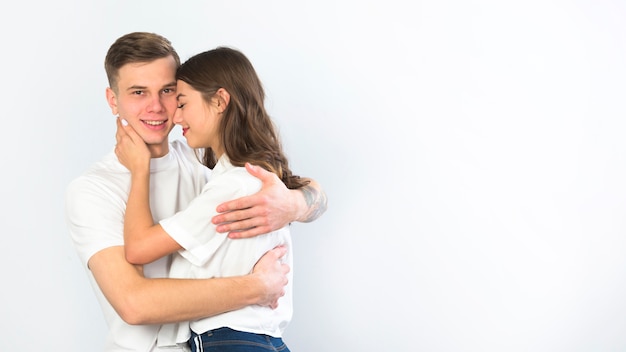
[91, 246, 276, 326]
[295, 178, 328, 223]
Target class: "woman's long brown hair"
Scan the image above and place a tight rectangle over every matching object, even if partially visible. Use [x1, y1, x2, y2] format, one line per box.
[176, 47, 308, 190]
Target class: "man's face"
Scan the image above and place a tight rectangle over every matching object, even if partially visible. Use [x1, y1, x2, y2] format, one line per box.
[106, 56, 178, 156]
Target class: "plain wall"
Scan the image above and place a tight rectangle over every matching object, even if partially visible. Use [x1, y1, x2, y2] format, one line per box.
[1, 0, 626, 351]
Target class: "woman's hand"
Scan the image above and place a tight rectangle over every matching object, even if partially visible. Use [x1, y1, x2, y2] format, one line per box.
[114, 117, 151, 173]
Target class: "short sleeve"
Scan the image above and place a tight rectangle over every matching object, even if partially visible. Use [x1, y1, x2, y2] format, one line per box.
[65, 177, 126, 268]
[159, 168, 261, 266]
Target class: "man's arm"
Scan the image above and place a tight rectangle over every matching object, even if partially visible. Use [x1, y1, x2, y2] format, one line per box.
[212, 163, 328, 238]
[89, 245, 289, 325]
[293, 177, 328, 223]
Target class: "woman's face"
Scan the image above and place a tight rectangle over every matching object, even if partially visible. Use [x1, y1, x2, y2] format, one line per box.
[173, 80, 223, 155]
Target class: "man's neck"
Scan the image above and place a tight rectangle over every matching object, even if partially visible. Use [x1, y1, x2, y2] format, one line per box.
[148, 140, 170, 159]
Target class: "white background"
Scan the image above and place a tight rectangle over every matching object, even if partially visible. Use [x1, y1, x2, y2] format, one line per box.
[1, 0, 625, 351]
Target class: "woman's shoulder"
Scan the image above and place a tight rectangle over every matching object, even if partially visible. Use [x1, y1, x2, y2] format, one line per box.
[212, 158, 261, 191]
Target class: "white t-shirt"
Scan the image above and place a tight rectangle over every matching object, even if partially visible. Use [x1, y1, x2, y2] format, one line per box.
[157, 155, 293, 347]
[65, 140, 209, 352]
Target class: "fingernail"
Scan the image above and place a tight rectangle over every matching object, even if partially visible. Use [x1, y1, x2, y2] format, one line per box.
[121, 119, 128, 126]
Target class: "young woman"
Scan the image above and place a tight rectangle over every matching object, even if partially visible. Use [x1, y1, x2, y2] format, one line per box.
[115, 47, 308, 351]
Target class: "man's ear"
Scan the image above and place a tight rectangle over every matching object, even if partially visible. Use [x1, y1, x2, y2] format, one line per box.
[105, 87, 119, 115]
[216, 88, 230, 113]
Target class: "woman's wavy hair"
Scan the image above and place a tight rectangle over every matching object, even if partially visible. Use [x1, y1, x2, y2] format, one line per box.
[176, 47, 308, 190]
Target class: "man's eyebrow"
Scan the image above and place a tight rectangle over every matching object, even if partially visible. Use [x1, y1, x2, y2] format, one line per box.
[125, 85, 147, 91]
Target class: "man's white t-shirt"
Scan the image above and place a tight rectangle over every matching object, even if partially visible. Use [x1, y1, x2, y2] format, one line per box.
[65, 140, 209, 352]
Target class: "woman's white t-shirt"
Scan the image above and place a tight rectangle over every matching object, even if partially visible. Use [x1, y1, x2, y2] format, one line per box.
[157, 155, 293, 347]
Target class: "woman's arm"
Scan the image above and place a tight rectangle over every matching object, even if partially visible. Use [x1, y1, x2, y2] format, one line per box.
[125, 167, 181, 264]
[212, 162, 328, 238]
[115, 118, 182, 264]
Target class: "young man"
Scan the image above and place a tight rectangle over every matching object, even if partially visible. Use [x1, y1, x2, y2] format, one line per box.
[65, 32, 327, 352]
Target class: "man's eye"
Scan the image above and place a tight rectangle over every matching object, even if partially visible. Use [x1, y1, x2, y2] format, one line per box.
[132, 90, 144, 95]
[163, 88, 176, 94]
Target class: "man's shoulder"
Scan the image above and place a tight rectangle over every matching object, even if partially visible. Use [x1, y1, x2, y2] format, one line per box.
[169, 139, 194, 156]
[66, 152, 127, 196]
[168, 140, 199, 163]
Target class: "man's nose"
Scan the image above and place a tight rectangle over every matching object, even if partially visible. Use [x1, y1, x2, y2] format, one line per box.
[147, 95, 165, 113]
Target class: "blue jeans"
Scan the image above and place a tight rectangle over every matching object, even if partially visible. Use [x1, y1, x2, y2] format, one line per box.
[189, 327, 290, 352]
